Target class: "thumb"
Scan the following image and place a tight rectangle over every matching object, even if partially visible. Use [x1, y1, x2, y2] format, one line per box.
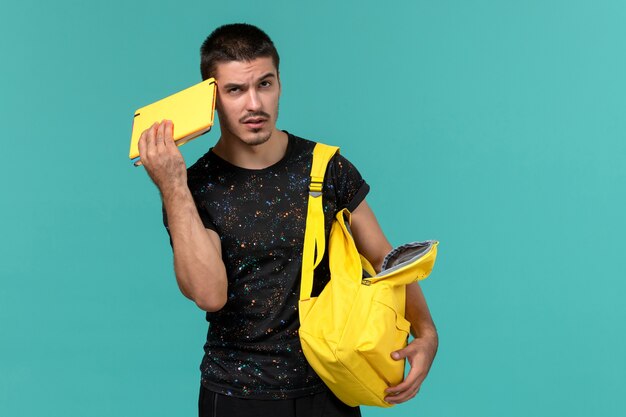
[391, 347, 409, 361]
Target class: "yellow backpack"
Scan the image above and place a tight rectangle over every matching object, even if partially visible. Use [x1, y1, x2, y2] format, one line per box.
[299, 143, 439, 407]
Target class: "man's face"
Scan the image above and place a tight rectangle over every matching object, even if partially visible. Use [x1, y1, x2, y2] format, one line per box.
[213, 57, 281, 146]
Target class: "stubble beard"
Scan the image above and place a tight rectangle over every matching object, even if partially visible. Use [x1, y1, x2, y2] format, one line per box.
[244, 128, 272, 146]
[226, 104, 280, 147]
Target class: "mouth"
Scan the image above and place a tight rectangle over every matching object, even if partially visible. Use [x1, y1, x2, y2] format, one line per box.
[242, 117, 267, 129]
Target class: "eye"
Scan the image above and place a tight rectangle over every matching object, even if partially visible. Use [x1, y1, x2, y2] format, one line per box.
[228, 87, 241, 94]
[259, 80, 272, 88]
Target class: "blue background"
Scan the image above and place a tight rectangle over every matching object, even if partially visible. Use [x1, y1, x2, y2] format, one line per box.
[2, 0, 625, 416]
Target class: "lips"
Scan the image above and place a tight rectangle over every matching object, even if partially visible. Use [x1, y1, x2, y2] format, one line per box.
[242, 117, 267, 129]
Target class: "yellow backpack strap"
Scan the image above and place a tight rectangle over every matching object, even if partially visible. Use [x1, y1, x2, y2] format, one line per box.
[300, 143, 339, 301]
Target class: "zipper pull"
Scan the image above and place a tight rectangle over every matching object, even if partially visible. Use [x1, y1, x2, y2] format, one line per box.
[361, 279, 372, 286]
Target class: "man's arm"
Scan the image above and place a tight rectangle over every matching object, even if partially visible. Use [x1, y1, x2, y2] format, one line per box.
[350, 200, 438, 404]
[138, 120, 228, 312]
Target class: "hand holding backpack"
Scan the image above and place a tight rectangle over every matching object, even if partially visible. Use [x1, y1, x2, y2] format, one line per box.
[299, 143, 439, 407]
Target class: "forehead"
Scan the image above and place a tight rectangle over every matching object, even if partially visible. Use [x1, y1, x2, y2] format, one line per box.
[214, 57, 278, 84]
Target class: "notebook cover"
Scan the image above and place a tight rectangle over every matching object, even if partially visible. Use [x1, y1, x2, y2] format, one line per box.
[129, 78, 217, 161]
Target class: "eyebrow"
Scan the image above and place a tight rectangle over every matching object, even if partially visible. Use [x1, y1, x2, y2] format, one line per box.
[258, 72, 276, 81]
[222, 73, 276, 90]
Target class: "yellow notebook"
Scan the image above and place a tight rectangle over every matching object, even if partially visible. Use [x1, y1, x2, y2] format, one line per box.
[129, 78, 217, 163]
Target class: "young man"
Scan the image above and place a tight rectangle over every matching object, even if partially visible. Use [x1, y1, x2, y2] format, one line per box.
[138, 24, 438, 417]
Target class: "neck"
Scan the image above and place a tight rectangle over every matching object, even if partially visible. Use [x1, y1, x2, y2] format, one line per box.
[213, 129, 289, 170]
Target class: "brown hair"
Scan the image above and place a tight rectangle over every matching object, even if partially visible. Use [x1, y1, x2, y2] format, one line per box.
[200, 23, 280, 80]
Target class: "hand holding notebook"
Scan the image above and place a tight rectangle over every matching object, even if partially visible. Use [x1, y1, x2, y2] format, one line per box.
[136, 120, 191, 193]
[129, 78, 217, 166]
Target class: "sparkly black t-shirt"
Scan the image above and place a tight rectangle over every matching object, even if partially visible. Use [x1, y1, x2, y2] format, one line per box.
[165, 133, 369, 399]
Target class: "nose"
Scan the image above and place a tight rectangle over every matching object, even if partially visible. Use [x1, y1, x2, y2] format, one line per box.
[245, 89, 262, 112]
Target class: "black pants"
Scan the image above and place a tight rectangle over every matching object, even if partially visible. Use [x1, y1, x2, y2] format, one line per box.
[198, 384, 361, 417]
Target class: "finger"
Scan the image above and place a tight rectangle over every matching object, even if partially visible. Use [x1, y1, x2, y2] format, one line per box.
[144, 122, 159, 161]
[138, 130, 147, 159]
[385, 369, 422, 403]
[390, 344, 413, 361]
[385, 377, 422, 396]
[385, 384, 419, 403]
[384, 384, 420, 404]
[163, 120, 175, 147]
[391, 350, 405, 361]
[155, 120, 166, 150]
[137, 127, 151, 165]
[386, 364, 424, 393]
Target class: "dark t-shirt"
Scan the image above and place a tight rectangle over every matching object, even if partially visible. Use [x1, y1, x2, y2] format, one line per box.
[164, 132, 369, 399]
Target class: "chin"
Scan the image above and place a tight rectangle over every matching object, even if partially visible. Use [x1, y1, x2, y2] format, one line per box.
[242, 130, 272, 146]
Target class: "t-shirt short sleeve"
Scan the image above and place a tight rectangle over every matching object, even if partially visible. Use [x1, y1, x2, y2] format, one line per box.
[326, 152, 370, 212]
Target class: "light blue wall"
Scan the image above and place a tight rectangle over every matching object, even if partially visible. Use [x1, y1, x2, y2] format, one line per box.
[2, 1, 625, 416]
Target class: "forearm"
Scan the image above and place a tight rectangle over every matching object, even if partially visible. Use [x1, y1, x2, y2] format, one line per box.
[405, 282, 438, 343]
[162, 186, 227, 312]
